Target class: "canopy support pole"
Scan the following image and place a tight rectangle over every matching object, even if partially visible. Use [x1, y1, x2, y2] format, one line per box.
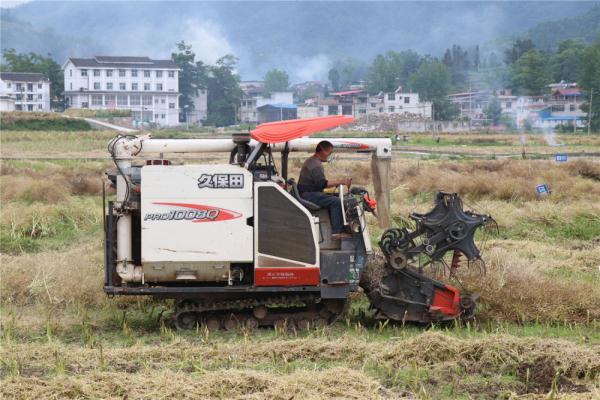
[371, 155, 392, 229]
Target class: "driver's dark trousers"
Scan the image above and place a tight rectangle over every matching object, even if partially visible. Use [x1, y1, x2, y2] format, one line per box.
[300, 191, 344, 234]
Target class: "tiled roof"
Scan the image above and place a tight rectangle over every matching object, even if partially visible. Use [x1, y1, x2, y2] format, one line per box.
[0, 72, 49, 82]
[331, 90, 364, 96]
[554, 88, 583, 96]
[66, 56, 178, 69]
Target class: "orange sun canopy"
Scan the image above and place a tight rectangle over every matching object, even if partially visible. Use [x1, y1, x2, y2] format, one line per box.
[250, 115, 355, 144]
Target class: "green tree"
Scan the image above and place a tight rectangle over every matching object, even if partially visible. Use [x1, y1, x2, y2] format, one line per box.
[511, 50, 551, 95]
[263, 69, 289, 95]
[484, 96, 503, 125]
[408, 61, 458, 120]
[442, 44, 470, 86]
[504, 38, 536, 64]
[2, 48, 63, 106]
[367, 50, 422, 93]
[206, 55, 243, 127]
[171, 41, 208, 116]
[579, 36, 600, 130]
[551, 39, 586, 83]
[328, 68, 340, 92]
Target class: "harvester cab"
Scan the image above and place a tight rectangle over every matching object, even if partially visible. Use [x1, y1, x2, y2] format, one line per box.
[104, 115, 491, 330]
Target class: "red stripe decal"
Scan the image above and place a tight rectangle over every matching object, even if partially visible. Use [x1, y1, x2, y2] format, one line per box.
[153, 202, 242, 222]
[255, 267, 320, 287]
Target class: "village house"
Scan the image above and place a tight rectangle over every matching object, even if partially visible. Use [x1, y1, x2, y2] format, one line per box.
[62, 56, 197, 127]
[383, 88, 432, 118]
[0, 72, 51, 112]
[239, 82, 295, 123]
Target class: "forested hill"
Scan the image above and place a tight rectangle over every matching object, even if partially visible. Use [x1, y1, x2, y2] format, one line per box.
[1, 1, 598, 80]
[526, 4, 600, 51]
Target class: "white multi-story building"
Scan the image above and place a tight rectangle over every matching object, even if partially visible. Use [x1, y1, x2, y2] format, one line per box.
[383, 90, 432, 118]
[63, 56, 181, 126]
[0, 72, 51, 111]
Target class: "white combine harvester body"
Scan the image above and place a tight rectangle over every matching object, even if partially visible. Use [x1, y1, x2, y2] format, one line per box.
[104, 116, 482, 329]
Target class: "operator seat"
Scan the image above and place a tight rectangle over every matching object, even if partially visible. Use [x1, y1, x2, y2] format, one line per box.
[287, 178, 321, 212]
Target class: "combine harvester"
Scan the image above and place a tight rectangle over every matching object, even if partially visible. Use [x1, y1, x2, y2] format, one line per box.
[104, 115, 492, 329]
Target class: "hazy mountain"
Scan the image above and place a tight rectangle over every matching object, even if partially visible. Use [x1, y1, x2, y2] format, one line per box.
[1, 1, 598, 81]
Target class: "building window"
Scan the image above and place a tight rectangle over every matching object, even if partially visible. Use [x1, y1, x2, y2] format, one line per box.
[119, 69, 126, 77]
[506, 102, 512, 109]
[154, 113, 159, 119]
[161, 114, 165, 119]
[132, 83, 138, 91]
[92, 95, 103, 106]
[371, 103, 377, 107]
[27, 94, 33, 101]
[27, 104, 33, 111]
[15, 105, 22, 111]
[81, 69, 88, 77]
[570, 104, 576, 112]
[161, 98, 165, 104]
[359, 109, 367, 114]
[156, 83, 163, 91]
[144, 83, 151, 91]
[94, 82, 101, 90]
[27, 83, 33, 91]
[119, 83, 126, 90]
[154, 98, 159, 104]
[70, 83, 73, 90]
[130, 95, 141, 105]
[144, 70, 151, 78]
[6, 83, 11, 88]
[404, 97, 410, 104]
[38, 104, 43, 109]
[69, 70, 72, 77]
[168, 71, 175, 78]
[105, 95, 115, 106]
[388, 93, 394, 101]
[16, 83, 23, 91]
[93, 69, 100, 77]
[106, 70, 113, 77]
[16, 94, 22, 100]
[142, 95, 153, 106]
[38, 83, 42, 89]
[156, 70, 163, 78]
[117, 95, 128, 106]
[552, 105, 565, 112]
[169, 103, 175, 109]
[388, 106, 395, 112]
[106, 82, 113, 90]
[38, 94, 42, 99]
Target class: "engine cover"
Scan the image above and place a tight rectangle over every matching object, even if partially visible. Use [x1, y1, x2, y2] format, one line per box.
[140, 164, 254, 282]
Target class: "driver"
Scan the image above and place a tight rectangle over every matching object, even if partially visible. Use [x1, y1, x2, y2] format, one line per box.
[298, 141, 352, 240]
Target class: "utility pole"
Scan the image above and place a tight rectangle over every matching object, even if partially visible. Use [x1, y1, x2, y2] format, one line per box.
[588, 88, 593, 135]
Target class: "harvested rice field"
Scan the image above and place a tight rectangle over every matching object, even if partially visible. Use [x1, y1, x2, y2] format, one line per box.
[1, 129, 599, 399]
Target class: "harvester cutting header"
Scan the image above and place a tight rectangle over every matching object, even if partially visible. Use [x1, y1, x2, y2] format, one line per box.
[104, 115, 492, 330]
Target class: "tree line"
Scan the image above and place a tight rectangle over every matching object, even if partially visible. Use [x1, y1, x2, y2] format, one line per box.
[2, 33, 599, 128]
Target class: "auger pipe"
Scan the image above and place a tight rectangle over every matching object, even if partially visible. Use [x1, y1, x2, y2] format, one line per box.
[114, 136, 392, 159]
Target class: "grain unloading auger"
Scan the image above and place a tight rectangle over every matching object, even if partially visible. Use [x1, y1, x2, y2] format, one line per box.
[104, 115, 492, 330]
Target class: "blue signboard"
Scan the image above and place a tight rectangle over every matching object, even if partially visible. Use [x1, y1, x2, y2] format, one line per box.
[555, 154, 568, 163]
[536, 184, 550, 195]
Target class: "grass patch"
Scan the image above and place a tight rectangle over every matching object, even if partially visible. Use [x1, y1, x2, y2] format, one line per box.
[0, 197, 102, 255]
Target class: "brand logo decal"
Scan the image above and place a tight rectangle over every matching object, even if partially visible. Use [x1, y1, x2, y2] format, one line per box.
[198, 173, 244, 189]
[144, 202, 242, 223]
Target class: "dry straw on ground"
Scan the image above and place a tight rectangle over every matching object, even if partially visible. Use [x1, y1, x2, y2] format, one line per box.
[1, 332, 598, 399]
